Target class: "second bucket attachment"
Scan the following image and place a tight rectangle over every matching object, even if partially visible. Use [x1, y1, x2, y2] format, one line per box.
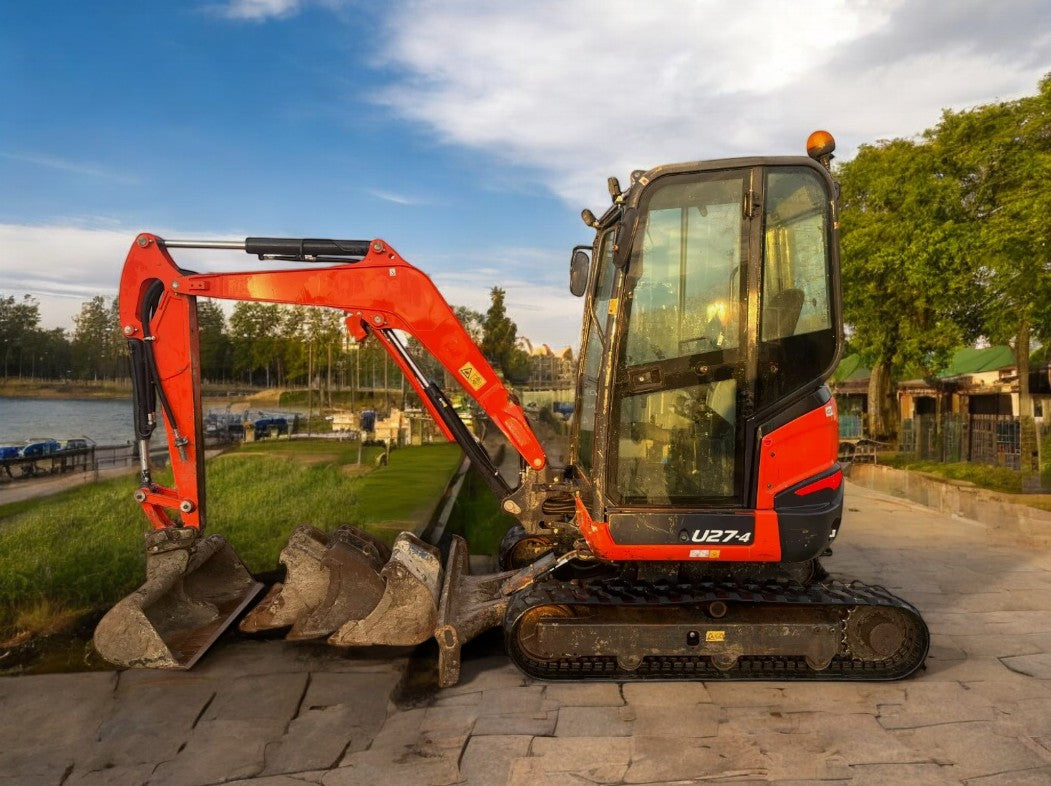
[239, 524, 443, 648]
[240, 524, 391, 638]
[328, 532, 443, 647]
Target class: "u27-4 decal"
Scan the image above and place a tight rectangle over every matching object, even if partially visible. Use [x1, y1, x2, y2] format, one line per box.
[689, 528, 753, 544]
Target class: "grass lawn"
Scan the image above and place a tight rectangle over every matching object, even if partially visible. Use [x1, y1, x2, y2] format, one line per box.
[0, 439, 461, 638]
[879, 455, 1024, 494]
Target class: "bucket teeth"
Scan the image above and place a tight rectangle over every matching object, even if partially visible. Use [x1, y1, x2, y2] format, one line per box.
[94, 528, 263, 669]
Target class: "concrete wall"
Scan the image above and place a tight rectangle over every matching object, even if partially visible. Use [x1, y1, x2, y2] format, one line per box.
[849, 463, 1051, 547]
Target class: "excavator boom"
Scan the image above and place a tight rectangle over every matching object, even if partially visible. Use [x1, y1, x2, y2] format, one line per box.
[95, 234, 549, 671]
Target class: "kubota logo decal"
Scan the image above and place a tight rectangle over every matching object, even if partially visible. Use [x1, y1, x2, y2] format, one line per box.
[459, 362, 486, 391]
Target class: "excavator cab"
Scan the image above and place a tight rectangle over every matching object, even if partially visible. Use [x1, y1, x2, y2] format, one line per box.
[571, 159, 842, 565]
[495, 149, 925, 679]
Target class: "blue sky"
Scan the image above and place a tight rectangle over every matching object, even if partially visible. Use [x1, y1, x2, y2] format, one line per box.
[2, 1, 1049, 348]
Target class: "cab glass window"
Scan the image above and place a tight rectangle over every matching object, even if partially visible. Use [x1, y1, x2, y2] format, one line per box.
[757, 167, 836, 408]
[622, 175, 745, 366]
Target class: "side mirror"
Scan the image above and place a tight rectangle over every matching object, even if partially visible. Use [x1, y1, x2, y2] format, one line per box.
[569, 246, 590, 297]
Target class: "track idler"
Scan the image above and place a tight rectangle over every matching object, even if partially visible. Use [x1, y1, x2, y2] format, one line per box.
[94, 526, 263, 669]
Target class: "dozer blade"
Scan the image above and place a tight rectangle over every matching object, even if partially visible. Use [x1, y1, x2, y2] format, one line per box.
[94, 527, 263, 669]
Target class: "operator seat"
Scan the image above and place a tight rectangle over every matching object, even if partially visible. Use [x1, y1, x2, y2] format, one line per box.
[763, 288, 805, 341]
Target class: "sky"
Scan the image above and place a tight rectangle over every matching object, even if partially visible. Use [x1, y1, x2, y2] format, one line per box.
[1, 1, 1049, 350]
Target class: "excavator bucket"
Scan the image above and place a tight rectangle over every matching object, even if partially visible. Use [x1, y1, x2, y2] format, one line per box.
[240, 524, 390, 639]
[94, 527, 263, 669]
[241, 525, 442, 649]
[328, 531, 443, 647]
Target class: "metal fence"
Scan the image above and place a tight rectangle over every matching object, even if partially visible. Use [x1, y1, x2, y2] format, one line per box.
[0, 434, 239, 485]
[839, 414, 864, 439]
[899, 414, 1038, 472]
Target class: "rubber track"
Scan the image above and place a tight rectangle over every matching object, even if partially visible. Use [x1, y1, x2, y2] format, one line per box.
[504, 575, 930, 681]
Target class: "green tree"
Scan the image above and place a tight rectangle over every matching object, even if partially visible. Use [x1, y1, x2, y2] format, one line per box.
[71, 296, 123, 380]
[0, 294, 43, 378]
[300, 306, 344, 407]
[481, 287, 531, 384]
[837, 139, 977, 437]
[932, 74, 1051, 418]
[37, 327, 72, 379]
[197, 300, 231, 383]
[229, 302, 282, 385]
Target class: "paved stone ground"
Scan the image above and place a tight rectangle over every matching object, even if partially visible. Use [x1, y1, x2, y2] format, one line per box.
[1, 480, 1049, 785]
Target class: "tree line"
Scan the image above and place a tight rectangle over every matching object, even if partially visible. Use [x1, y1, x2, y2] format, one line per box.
[837, 74, 1051, 437]
[0, 286, 533, 393]
[0, 294, 121, 381]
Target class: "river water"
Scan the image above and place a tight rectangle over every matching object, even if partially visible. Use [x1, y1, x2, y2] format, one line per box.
[0, 397, 140, 446]
[0, 396, 305, 447]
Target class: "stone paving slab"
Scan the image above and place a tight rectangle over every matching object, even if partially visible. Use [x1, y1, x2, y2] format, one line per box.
[0, 479, 1049, 784]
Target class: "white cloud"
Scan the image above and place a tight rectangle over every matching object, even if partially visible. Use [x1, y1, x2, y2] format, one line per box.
[365, 189, 423, 206]
[209, 0, 353, 21]
[213, 0, 302, 20]
[376, 0, 1051, 208]
[0, 224, 281, 329]
[0, 224, 132, 313]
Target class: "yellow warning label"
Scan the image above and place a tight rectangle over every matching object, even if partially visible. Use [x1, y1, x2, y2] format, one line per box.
[608, 297, 618, 315]
[706, 631, 726, 643]
[459, 362, 486, 391]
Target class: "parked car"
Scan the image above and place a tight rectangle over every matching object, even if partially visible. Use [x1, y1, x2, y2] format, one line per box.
[20, 439, 62, 458]
[0, 445, 20, 460]
[61, 438, 92, 452]
[253, 417, 289, 439]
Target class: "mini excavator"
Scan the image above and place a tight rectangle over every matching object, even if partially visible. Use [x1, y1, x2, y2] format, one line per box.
[94, 133, 929, 685]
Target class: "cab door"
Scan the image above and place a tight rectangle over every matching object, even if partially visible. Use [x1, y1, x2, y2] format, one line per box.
[609, 169, 752, 507]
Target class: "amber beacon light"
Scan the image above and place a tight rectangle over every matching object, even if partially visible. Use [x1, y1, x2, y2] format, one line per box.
[806, 130, 836, 169]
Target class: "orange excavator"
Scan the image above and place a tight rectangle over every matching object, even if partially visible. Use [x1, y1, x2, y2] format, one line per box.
[94, 133, 929, 685]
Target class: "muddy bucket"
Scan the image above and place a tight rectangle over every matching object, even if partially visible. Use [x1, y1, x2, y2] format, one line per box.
[239, 524, 390, 639]
[93, 527, 263, 669]
[328, 531, 443, 647]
